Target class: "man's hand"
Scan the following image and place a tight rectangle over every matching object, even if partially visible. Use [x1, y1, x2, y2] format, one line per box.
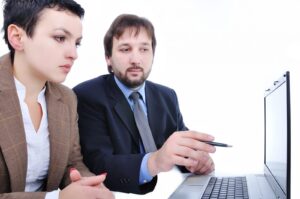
[59, 169, 114, 199]
[185, 152, 215, 174]
[147, 131, 216, 176]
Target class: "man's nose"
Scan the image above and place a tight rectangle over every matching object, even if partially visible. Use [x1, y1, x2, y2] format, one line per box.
[129, 51, 141, 65]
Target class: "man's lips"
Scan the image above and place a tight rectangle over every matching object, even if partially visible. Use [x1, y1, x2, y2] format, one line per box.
[127, 67, 143, 72]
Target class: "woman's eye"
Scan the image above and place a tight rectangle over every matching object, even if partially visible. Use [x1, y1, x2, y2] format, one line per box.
[75, 42, 81, 48]
[54, 36, 65, 42]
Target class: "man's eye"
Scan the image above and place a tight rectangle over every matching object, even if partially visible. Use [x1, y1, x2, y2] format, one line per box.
[120, 48, 129, 52]
[141, 48, 149, 52]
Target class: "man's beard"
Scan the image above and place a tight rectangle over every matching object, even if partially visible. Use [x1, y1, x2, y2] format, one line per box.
[115, 68, 150, 88]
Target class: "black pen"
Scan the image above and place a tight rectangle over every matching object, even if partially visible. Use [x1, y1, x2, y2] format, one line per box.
[203, 141, 232, 147]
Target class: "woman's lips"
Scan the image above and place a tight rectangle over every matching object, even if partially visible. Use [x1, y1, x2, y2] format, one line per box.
[60, 64, 72, 73]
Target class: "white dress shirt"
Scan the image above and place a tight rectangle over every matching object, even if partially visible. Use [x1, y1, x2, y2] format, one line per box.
[15, 78, 59, 199]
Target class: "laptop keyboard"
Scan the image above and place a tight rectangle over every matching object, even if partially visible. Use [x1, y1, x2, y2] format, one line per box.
[201, 176, 249, 199]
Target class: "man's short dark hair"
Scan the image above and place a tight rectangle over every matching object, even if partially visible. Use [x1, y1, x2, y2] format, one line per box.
[104, 14, 157, 74]
[2, 0, 85, 59]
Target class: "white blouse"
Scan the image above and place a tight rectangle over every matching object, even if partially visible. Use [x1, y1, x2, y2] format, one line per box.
[14, 78, 50, 191]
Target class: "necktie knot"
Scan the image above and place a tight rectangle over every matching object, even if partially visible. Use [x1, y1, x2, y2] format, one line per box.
[130, 92, 140, 102]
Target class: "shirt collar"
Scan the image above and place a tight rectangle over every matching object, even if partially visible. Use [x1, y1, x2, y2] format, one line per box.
[14, 77, 46, 101]
[114, 75, 146, 102]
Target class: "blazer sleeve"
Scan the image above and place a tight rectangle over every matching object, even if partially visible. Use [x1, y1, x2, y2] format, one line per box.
[171, 88, 188, 132]
[58, 90, 94, 189]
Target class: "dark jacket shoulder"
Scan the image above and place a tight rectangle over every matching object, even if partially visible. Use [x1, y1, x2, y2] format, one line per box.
[145, 80, 177, 97]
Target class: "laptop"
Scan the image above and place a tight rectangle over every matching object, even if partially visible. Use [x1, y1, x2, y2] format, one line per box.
[169, 71, 291, 199]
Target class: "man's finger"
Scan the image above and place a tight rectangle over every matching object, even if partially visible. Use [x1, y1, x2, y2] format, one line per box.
[182, 131, 215, 141]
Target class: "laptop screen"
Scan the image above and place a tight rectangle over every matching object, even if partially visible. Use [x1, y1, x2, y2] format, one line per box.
[264, 71, 291, 199]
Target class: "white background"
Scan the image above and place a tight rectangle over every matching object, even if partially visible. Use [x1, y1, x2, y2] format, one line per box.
[1, 0, 299, 198]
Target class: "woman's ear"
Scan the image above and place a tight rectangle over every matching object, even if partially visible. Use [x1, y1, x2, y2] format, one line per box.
[7, 24, 25, 51]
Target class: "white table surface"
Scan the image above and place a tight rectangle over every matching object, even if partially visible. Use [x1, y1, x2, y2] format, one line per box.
[113, 168, 187, 199]
[112, 150, 265, 199]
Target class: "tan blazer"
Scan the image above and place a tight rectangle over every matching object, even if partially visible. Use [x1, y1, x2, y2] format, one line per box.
[0, 54, 93, 198]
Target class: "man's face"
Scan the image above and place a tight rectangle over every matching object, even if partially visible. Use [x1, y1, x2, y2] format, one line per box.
[106, 27, 154, 88]
[19, 8, 82, 83]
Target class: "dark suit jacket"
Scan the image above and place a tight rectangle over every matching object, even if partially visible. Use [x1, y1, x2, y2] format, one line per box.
[0, 54, 93, 199]
[73, 74, 188, 194]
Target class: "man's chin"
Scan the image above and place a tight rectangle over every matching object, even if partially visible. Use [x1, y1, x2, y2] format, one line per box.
[124, 78, 145, 88]
[115, 73, 146, 88]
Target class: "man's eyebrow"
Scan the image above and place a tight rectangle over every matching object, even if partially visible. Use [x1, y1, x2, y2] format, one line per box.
[117, 43, 130, 47]
[140, 42, 151, 46]
[118, 42, 151, 46]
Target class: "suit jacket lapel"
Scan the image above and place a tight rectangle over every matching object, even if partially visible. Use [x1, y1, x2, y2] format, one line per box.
[145, 83, 161, 145]
[0, 54, 27, 191]
[107, 75, 140, 146]
[45, 82, 70, 190]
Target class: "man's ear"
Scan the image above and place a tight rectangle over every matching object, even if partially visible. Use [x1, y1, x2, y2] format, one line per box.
[105, 56, 113, 73]
[105, 56, 111, 66]
[7, 24, 25, 51]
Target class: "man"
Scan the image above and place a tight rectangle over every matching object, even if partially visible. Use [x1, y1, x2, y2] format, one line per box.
[73, 14, 216, 194]
[0, 0, 113, 198]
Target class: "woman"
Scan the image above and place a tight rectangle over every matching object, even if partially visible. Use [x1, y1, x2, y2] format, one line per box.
[0, 0, 114, 198]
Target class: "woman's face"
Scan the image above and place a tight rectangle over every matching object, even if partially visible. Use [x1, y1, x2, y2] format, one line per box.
[20, 8, 82, 83]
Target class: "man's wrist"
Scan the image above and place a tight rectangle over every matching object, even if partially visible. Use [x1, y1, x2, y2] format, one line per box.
[139, 153, 153, 184]
[147, 151, 159, 176]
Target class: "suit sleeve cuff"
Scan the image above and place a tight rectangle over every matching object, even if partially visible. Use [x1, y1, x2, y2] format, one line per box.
[139, 153, 153, 184]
